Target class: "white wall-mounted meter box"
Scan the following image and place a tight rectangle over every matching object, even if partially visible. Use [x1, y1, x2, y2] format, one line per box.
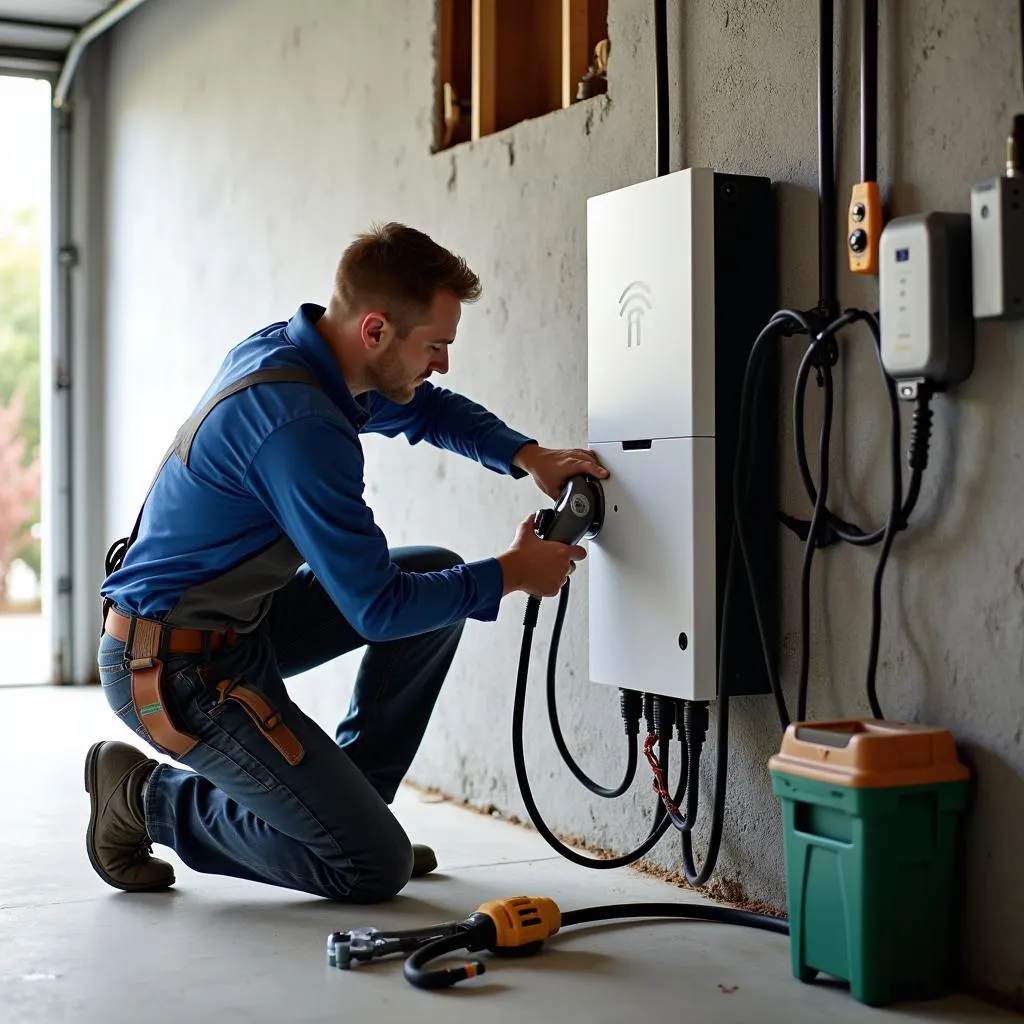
[585, 168, 778, 702]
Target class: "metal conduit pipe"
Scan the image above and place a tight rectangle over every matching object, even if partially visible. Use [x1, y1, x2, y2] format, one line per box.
[53, 0, 151, 108]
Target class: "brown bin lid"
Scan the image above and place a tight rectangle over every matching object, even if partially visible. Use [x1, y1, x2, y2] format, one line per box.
[768, 719, 970, 789]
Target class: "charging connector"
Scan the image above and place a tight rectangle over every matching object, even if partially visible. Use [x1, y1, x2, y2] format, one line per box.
[879, 212, 974, 400]
[971, 115, 1024, 321]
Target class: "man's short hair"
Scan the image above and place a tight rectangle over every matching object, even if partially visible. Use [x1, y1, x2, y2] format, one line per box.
[329, 222, 482, 334]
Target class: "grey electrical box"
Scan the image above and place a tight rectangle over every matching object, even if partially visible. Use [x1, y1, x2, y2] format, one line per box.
[971, 176, 1024, 320]
[879, 212, 974, 395]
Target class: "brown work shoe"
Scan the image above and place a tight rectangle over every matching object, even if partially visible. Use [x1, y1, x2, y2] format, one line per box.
[411, 843, 438, 878]
[84, 740, 175, 892]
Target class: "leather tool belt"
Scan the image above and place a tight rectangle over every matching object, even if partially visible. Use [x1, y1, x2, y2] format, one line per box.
[104, 607, 304, 766]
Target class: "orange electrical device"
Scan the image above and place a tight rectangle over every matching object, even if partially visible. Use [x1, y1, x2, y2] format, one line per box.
[848, 181, 882, 274]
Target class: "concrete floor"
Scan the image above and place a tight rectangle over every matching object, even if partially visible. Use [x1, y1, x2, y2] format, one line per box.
[0, 613, 48, 686]
[0, 686, 1016, 1024]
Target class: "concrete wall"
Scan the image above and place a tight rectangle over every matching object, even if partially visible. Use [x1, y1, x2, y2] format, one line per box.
[97, 0, 1024, 1002]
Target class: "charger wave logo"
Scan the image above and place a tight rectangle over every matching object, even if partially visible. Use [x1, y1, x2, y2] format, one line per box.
[618, 280, 652, 348]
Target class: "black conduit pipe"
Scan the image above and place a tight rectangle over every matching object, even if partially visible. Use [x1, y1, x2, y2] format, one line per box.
[818, 0, 836, 316]
[861, 0, 879, 183]
[654, 0, 670, 176]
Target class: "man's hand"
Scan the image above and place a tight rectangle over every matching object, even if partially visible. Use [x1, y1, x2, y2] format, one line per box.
[513, 443, 609, 501]
[498, 514, 587, 598]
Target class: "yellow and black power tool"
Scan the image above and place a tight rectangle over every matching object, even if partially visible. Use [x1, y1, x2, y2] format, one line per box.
[327, 895, 787, 990]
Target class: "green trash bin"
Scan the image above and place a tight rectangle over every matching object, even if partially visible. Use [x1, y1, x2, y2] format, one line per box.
[769, 720, 971, 1007]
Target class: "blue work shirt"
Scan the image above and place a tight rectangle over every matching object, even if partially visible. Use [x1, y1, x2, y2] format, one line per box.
[101, 303, 535, 641]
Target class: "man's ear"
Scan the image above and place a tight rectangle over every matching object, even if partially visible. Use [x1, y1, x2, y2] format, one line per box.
[360, 313, 386, 350]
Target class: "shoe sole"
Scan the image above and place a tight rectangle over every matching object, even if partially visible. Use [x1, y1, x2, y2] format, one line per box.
[412, 850, 438, 878]
[84, 741, 175, 893]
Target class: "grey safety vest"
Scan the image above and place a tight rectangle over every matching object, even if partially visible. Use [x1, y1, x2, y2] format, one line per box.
[103, 368, 322, 632]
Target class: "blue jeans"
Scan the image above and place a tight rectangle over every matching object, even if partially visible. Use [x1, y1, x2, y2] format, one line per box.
[97, 546, 465, 903]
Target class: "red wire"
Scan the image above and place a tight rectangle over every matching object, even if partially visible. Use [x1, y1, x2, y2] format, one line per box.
[643, 734, 684, 822]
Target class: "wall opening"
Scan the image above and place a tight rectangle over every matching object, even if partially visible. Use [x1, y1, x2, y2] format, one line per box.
[436, 0, 609, 151]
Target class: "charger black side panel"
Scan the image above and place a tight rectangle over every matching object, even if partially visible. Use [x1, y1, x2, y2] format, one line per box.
[712, 172, 779, 697]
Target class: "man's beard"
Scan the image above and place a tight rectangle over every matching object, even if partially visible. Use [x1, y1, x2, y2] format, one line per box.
[366, 345, 417, 404]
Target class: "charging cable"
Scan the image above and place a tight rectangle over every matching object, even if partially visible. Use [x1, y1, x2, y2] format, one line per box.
[545, 581, 641, 798]
[781, 307, 935, 721]
[512, 593, 688, 869]
[400, 898, 788, 990]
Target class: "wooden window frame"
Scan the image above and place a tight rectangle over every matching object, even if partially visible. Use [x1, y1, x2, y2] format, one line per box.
[436, 0, 608, 152]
